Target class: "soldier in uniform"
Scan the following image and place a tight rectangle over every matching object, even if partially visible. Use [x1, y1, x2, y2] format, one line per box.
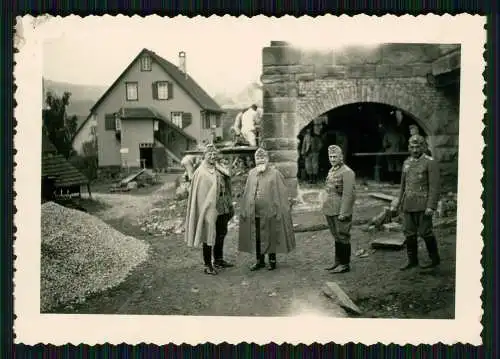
[321, 145, 356, 274]
[391, 134, 441, 272]
[409, 124, 432, 157]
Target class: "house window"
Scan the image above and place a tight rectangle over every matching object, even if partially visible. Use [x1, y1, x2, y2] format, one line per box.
[171, 112, 183, 127]
[157, 82, 169, 100]
[115, 116, 121, 131]
[153, 81, 172, 100]
[202, 112, 220, 129]
[141, 55, 152, 71]
[202, 112, 210, 129]
[126, 82, 138, 101]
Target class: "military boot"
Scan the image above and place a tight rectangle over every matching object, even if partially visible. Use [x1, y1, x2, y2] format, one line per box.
[400, 236, 419, 270]
[250, 255, 265, 271]
[421, 236, 441, 269]
[325, 242, 341, 271]
[331, 243, 351, 274]
[268, 253, 277, 271]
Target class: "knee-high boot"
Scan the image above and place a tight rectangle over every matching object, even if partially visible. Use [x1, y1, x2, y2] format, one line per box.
[325, 242, 341, 270]
[331, 242, 351, 274]
[421, 235, 441, 268]
[400, 236, 419, 270]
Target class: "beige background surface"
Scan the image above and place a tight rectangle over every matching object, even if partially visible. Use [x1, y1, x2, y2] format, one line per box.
[13, 14, 485, 345]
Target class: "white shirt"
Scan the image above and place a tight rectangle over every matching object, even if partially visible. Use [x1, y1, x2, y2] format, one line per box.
[241, 108, 257, 133]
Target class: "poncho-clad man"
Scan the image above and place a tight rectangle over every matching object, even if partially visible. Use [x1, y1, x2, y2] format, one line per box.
[238, 147, 296, 271]
[322, 145, 356, 274]
[391, 134, 441, 272]
[185, 144, 234, 275]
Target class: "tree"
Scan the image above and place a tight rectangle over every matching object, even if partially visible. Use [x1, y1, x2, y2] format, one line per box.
[43, 91, 78, 159]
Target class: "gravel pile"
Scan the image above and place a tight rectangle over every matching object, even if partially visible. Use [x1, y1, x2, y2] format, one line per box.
[41, 202, 150, 312]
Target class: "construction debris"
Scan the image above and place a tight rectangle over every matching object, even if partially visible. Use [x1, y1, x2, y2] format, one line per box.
[322, 281, 362, 315]
[371, 234, 406, 250]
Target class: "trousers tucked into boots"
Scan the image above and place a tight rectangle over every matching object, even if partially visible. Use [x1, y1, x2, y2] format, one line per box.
[325, 215, 352, 272]
[202, 213, 231, 267]
[402, 211, 441, 270]
[251, 217, 276, 270]
[401, 235, 441, 270]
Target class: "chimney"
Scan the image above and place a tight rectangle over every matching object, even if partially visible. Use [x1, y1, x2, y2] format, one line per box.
[179, 51, 187, 78]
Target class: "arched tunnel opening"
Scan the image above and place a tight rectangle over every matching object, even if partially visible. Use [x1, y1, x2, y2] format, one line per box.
[297, 102, 427, 187]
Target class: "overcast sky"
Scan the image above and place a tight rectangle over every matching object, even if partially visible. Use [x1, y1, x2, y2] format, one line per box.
[36, 15, 468, 97]
[39, 16, 399, 97]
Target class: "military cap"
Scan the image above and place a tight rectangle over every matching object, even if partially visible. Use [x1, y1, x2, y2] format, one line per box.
[254, 147, 268, 159]
[328, 145, 343, 155]
[409, 134, 425, 146]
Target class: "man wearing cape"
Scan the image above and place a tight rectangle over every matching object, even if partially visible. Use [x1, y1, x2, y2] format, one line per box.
[238, 147, 296, 271]
[184, 144, 234, 275]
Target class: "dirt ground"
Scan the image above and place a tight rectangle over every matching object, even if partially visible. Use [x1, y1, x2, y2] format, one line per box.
[57, 178, 457, 319]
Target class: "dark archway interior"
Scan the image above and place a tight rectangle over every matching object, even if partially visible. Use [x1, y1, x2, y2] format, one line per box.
[297, 102, 426, 185]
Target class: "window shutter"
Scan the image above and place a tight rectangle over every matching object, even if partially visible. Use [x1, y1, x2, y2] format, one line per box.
[182, 112, 192, 128]
[216, 114, 222, 127]
[152, 82, 158, 100]
[168, 82, 174, 99]
[104, 114, 116, 130]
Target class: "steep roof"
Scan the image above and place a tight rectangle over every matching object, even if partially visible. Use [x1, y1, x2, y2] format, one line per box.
[42, 154, 90, 188]
[90, 48, 223, 114]
[42, 134, 89, 188]
[146, 50, 223, 112]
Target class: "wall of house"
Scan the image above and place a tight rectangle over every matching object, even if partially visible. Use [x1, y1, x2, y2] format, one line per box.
[72, 116, 96, 155]
[120, 119, 155, 168]
[95, 54, 205, 167]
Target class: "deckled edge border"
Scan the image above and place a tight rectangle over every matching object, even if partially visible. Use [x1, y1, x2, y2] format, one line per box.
[9, 13, 489, 355]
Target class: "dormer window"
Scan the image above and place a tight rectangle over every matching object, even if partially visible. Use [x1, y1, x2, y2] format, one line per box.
[141, 55, 152, 71]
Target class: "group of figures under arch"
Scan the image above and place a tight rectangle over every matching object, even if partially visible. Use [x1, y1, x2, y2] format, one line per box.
[297, 102, 430, 186]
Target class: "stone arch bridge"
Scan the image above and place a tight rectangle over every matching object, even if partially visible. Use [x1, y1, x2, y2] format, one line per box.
[260, 41, 461, 197]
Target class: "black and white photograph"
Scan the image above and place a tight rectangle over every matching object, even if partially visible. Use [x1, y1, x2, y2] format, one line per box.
[14, 14, 484, 345]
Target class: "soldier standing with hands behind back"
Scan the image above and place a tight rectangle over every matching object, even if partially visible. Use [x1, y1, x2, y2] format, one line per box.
[322, 145, 356, 274]
[391, 134, 441, 272]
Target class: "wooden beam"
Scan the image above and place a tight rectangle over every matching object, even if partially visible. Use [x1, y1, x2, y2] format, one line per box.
[370, 192, 396, 202]
[371, 235, 406, 250]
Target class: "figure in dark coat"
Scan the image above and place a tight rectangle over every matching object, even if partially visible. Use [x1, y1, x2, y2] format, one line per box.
[238, 147, 296, 271]
[391, 134, 441, 272]
[321, 145, 356, 274]
[185, 144, 234, 275]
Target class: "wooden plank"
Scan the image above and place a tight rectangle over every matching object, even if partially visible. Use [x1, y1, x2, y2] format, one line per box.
[322, 282, 362, 315]
[369, 192, 396, 202]
[371, 236, 406, 250]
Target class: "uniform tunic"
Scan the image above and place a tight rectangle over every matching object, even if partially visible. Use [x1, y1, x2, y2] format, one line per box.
[397, 154, 440, 212]
[321, 164, 356, 244]
[396, 154, 440, 238]
[215, 170, 233, 215]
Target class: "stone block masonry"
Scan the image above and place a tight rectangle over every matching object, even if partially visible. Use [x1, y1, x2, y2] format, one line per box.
[261, 42, 460, 197]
